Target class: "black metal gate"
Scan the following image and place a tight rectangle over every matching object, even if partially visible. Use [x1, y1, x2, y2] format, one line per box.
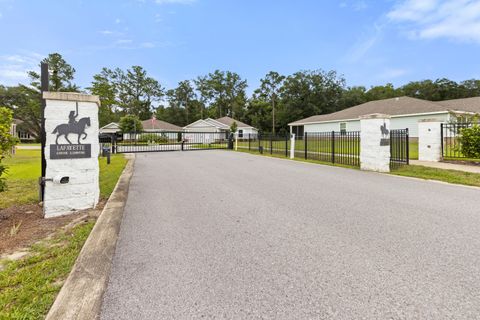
[104, 131, 231, 153]
[441, 123, 479, 159]
[390, 128, 409, 168]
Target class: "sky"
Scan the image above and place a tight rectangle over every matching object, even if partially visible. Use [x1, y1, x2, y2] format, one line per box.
[0, 0, 480, 94]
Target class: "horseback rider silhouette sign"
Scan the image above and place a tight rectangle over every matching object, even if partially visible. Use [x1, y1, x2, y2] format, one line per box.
[43, 91, 100, 218]
[50, 102, 92, 159]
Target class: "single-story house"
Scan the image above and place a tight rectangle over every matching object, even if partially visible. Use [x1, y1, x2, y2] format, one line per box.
[100, 118, 182, 141]
[289, 96, 480, 138]
[13, 119, 37, 142]
[183, 116, 258, 138]
[99, 122, 121, 135]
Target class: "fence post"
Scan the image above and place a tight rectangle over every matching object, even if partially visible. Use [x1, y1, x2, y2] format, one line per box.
[248, 134, 251, 151]
[290, 134, 296, 159]
[331, 131, 335, 164]
[285, 134, 288, 157]
[418, 120, 442, 162]
[360, 113, 391, 172]
[304, 132, 308, 159]
[440, 123, 444, 159]
[235, 133, 238, 151]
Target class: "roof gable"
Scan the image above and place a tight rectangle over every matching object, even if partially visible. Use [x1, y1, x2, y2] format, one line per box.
[100, 122, 120, 130]
[142, 119, 182, 131]
[215, 116, 254, 128]
[184, 119, 223, 129]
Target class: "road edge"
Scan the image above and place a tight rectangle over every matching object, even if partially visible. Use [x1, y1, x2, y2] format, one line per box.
[45, 153, 135, 320]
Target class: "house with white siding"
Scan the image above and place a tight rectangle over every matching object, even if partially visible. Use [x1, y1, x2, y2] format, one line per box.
[289, 96, 480, 138]
[184, 117, 258, 138]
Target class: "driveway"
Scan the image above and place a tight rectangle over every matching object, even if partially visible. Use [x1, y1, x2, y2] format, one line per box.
[101, 151, 480, 319]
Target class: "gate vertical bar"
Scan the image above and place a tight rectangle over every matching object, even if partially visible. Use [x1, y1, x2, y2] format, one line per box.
[285, 134, 288, 157]
[440, 123, 444, 159]
[304, 132, 308, 159]
[406, 128, 410, 165]
[331, 131, 335, 164]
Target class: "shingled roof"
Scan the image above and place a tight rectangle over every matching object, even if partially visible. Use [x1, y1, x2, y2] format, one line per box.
[289, 96, 480, 125]
[215, 116, 254, 128]
[142, 119, 182, 131]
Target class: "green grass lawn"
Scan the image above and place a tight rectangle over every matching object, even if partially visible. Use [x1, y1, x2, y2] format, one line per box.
[1, 150, 41, 209]
[0, 220, 95, 320]
[238, 138, 420, 159]
[391, 165, 480, 188]
[409, 141, 418, 160]
[0, 149, 127, 208]
[0, 151, 127, 320]
[99, 154, 128, 198]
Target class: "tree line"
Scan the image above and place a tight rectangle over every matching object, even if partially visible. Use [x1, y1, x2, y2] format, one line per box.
[2, 53, 480, 137]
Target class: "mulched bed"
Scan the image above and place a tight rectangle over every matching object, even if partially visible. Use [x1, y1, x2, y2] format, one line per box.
[0, 202, 104, 255]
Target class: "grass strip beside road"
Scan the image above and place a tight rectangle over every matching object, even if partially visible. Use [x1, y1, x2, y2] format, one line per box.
[0, 152, 128, 319]
[0, 221, 95, 320]
[391, 165, 480, 188]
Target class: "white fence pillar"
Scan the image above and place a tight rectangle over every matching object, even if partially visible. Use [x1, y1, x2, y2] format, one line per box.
[290, 134, 296, 159]
[43, 92, 100, 218]
[418, 120, 443, 162]
[360, 113, 391, 172]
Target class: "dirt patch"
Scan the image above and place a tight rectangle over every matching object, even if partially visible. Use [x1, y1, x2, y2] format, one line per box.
[0, 201, 105, 255]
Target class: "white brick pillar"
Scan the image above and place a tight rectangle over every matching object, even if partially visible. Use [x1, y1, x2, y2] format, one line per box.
[418, 120, 443, 162]
[360, 114, 391, 172]
[43, 92, 100, 218]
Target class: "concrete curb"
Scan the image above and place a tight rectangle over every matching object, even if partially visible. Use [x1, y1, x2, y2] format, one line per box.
[45, 154, 135, 320]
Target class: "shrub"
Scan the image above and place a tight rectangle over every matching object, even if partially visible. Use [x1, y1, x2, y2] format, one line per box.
[137, 133, 169, 144]
[459, 125, 480, 158]
[119, 115, 143, 133]
[0, 107, 19, 191]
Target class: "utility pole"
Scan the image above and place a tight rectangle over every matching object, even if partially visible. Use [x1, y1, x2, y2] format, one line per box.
[40, 63, 48, 201]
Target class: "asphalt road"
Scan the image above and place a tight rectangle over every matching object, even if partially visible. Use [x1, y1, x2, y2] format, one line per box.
[101, 151, 480, 320]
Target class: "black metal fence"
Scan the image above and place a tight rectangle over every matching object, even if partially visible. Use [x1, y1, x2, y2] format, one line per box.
[302, 131, 360, 167]
[107, 131, 230, 153]
[240, 131, 361, 166]
[240, 133, 289, 157]
[390, 129, 409, 169]
[441, 123, 479, 159]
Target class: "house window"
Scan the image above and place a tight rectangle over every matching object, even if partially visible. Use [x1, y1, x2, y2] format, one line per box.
[19, 131, 31, 139]
[238, 129, 243, 138]
[340, 122, 347, 135]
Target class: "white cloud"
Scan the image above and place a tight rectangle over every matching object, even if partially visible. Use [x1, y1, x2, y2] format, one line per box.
[353, 1, 368, 11]
[140, 42, 156, 48]
[388, 0, 480, 43]
[100, 30, 114, 35]
[377, 67, 409, 79]
[345, 23, 384, 62]
[155, 0, 196, 4]
[116, 39, 133, 44]
[0, 52, 43, 85]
